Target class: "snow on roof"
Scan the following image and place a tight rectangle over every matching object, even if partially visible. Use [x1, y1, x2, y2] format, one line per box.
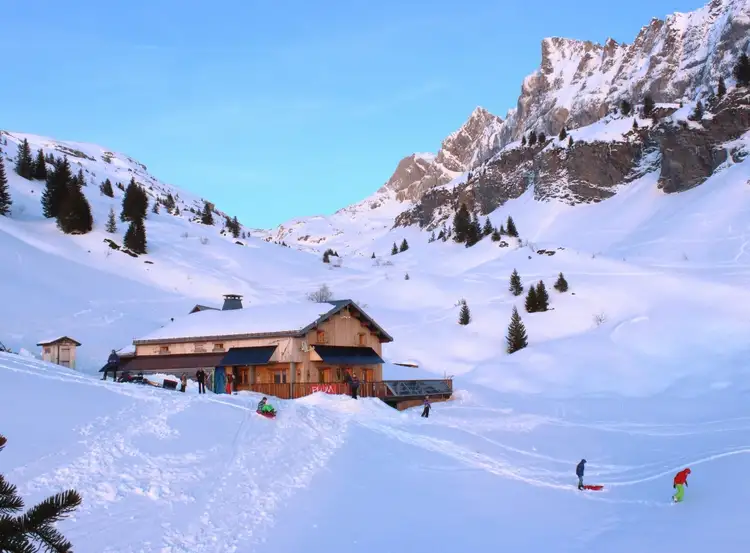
[36, 336, 81, 346]
[135, 302, 341, 343]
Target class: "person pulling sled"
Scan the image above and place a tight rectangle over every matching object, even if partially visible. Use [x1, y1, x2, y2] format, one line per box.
[673, 467, 691, 503]
[576, 459, 586, 490]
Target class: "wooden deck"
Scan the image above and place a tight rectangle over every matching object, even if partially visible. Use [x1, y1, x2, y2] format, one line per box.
[241, 379, 453, 408]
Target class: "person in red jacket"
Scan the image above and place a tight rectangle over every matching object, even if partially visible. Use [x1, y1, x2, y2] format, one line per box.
[673, 468, 691, 502]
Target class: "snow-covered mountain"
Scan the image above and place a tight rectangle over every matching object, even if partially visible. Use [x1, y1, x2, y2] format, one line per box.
[263, 0, 750, 251]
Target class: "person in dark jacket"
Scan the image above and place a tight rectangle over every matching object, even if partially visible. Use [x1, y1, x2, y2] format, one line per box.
[101, 349, 120, 381]
[350, 374, 360, 399]
[576, 459, 586, 490]
[421, 396, 431, 418]
[196, 369, 206, 394]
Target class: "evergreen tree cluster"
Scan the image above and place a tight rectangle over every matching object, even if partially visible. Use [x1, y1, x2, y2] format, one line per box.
[525, 280, 550, 313]
[41, 156, 93, 235]
[390, 239, 409, 254]
[0, 433, 82, 552]
[120, 178, 148, 253]
[99, 178, 114, 198]
[451, 203, 519, 248]
[224, 215, 241, 238]
[200, 201, 215, 225]
[13, 139, 34, 180]
[0, 157, 11, 217]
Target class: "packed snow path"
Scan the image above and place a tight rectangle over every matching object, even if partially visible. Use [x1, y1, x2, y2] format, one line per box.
[2, 354, 750, 552]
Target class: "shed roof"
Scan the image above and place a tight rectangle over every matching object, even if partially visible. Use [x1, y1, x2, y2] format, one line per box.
[37, 336, 82, 346]
[133, 300, 393, 344]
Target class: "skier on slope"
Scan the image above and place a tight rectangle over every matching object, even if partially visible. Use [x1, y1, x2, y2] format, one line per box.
[576, 459, 586, 490]
[673, 467, 691, 502]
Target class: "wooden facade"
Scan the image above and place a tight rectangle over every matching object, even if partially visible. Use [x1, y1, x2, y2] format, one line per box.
[127, 301, 391, 393]
[37, 337, 81, 369]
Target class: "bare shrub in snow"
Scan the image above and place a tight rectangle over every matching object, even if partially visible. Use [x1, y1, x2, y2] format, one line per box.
[180, 231, 189, 239]
[593, 312, 607, 326]
[199, 237, 209, 245]
[307, 284, 333, 303]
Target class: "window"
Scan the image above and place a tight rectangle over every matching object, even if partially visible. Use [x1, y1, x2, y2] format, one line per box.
[44, 347, 51, 354]
[212, 343, 225, 352]
[193, 344, 206, 353]
[357, 333, 366, 346]
[159, 346, 170, 354]
[316, 330, 327, 344]
[273, 371, 287, 384]
[239, 368, 250, 386]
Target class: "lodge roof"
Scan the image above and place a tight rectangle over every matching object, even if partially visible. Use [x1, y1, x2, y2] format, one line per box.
[133, 300, 393, 345]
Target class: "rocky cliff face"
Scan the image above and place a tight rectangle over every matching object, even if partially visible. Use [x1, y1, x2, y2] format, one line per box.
[395, 89, 750, 230]
[499, 0, 750, 145]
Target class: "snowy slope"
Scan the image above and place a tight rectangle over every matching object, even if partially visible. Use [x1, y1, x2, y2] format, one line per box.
[3, 345, 750, 552]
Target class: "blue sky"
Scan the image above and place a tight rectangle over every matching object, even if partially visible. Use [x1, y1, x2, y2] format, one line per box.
[2, 0, 705, 228]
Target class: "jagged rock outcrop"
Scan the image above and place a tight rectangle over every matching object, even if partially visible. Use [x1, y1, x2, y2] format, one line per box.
[499, 0, 750, 145]
[377, 107, 504, 203]
[396, 89, 750, 230]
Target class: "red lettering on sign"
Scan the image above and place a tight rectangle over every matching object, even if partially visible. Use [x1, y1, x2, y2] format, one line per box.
[311, 384, 336, 394]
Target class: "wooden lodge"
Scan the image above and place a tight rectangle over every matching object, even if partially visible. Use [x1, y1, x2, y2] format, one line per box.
[119, 295, 452, 409]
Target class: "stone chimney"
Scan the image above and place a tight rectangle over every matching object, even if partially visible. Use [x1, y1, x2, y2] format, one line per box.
[222, 294, 243, 311]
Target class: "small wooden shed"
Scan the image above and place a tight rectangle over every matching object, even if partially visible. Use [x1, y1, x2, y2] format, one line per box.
[37, 336, 82, 369]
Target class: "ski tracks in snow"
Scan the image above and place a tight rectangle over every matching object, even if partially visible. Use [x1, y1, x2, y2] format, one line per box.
[161, 402, 349, 553]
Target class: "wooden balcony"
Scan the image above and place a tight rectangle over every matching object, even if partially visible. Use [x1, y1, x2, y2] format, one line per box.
[241, 379, 453, 408]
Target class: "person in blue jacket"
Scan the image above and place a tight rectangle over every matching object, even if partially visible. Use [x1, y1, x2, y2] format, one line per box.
[576, 459, 586, 490]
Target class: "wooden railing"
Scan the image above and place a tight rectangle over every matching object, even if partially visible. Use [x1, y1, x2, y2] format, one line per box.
[238, 379, 453, 401]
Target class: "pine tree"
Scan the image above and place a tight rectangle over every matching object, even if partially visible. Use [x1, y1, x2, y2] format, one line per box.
[691, 101, 704, 121]
[734, 53, 750, 87]
[538, 132, 546, 143]
[521, 135, 527, 147]
[553, 272, 569, 292]
[568, 135, 573, 148]
[535, 280, 550, 311]
[33, 148, 48, 180]
[558, 127, 567, 141]
[506, 306, 529, 354]
[0, 157, 11, 216]
[56, 181, 93, 235]
[121, 178, 147, 222]
[391, 242, 398, 255]
[453, 202, 471, 243]
[506, 215, 519, 237]
[371, 252, 376, 258]
[405, 272, 410, 280]
[643, 95, 655, 118]
[437, 229, 446, 241]
[75, 168, 86, 187]
[458, 300, 471, 325]
[100, 178, 114, 197]
[174, 205, 180, 216]
[14, 139, 34, 179]
[200, 201, 214, 225]
[482, 217, 494, 236]
[718, 76, 727, 98]
[124, 218, 147, 254]
[620, 99, 632, 116]
[428, 230, 436, 243]
[633, 118, 639, 130]
[528, 131, 537, 146]
[0, 434, 82, 553]
[230, 216, 240, 238]
[491, 228, 501, 241]
[152, 201, 160, 214]
[41, 156, 73, 219]
[498, 223, 506, 234]
[323, 250, 330, 263]
[399, 238, 409, 252]
[466, 214, 481, 246]
[106, 207, 117, 233]
[525, 285, 538, 313]
[509, 268, 523, 296]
